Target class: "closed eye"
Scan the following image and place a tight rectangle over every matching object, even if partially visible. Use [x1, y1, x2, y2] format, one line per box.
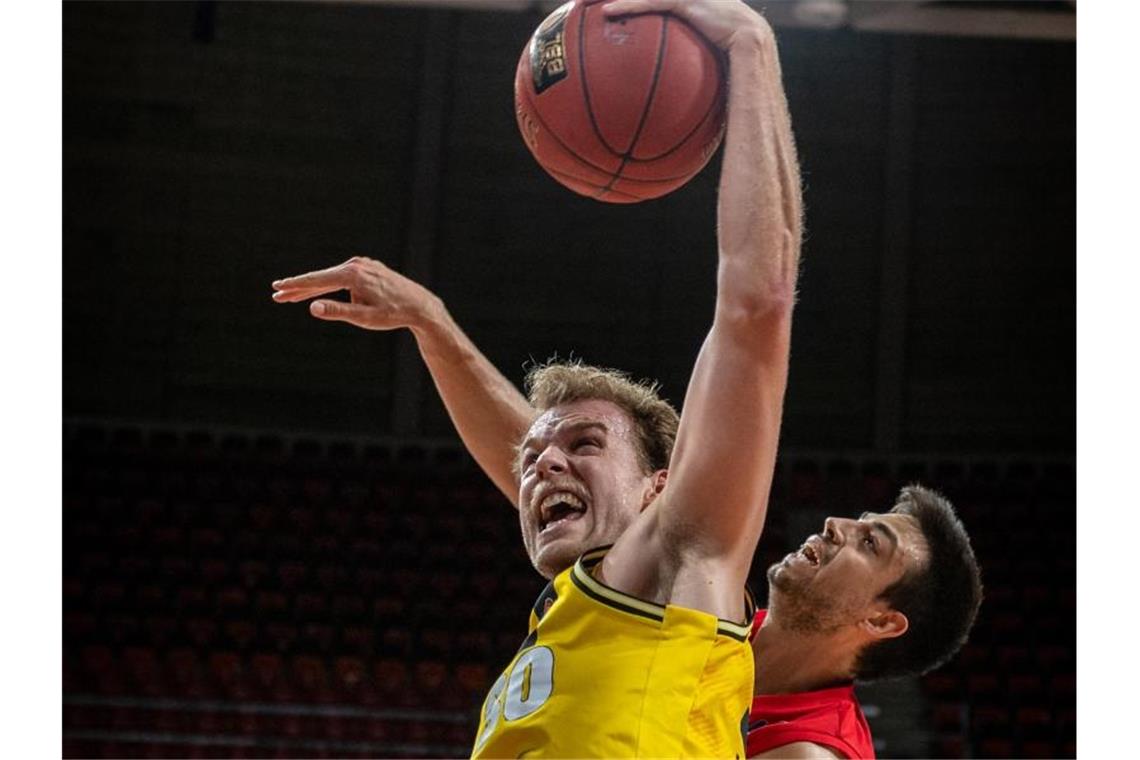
[573, 437, 601, 451]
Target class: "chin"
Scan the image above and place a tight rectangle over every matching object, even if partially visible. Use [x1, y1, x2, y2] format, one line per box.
[532, 541, 581, 580]
[766, 561, 798, 594]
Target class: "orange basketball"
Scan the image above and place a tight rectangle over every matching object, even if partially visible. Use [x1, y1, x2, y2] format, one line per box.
[514, 0, 726, 203]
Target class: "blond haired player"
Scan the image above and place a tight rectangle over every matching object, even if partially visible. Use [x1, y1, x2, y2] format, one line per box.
[274, 0, 801, 755]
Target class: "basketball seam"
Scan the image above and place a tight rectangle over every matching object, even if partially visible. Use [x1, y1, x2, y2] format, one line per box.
[579, 5, 622, 158]
[627, 17, 726, 163]
[543, 165, 644, 201]
[597, 14, 670, 199]
[521, 81, 701, 185]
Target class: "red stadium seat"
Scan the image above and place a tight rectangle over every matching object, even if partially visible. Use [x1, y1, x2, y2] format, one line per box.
[976, 738, 1014, 758]
[332, 592, 367, 619]
[456, 630, 493, 661]
[91, 581, 127, 609]
[929, 701, 965, 733]
[123, 646, 165, 697]
[931, 735, 965, 758]
[184, 616, 219, 648]
[255, 590, 291, 617]
[239, 559, 272, 588]
[249, 651, 288, 698]
[342, 625, 376, 655]
[81, 644, 126, 695]
[200, 557, 230, 585]
[419, 627, 454, 658]
[374, 657, 410, 704]
[64, 611, 99, 642]
[453, 660, 490, 697]
[1014, 706, 1054, 741]
[314, 563, 350, 592]
[970, 705, 1010, 736]
[165, 647, 209, 698]
[334, 656, 378, 704]
[1020, 740, 1056, 759]
[1034, 644, 1073, 673]
[302, 476, 334, 506]
[223, 619, 258, 649]
[300, 622, 337, 653]
[1049, 673, 1076, 704]
[379, 626, 413, 658]
[264, 621, 299, 652]
[277, 561, 309, 591]
[208, 651, 250, 699]
[1007, 674, 1044, 703]
[994, 645, 1032, 673]
[215, 585, 250, 614]
[373, 595, 407, 623]
[292, 655, 335, 702]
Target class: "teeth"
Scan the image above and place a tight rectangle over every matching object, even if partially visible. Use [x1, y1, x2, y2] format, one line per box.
[539, 492, 584, 512]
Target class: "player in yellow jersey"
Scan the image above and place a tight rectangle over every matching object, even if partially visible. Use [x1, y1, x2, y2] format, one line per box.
[276, 0, 801, 755]
[274, 1, 983, 756]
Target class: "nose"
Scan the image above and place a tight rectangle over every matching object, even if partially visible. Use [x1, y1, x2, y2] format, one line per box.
[823, 517, 849, 545]
[534, 445, 568, 477]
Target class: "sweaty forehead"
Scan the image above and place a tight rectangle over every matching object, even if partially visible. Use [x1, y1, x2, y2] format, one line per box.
[863, 511, 928, 564]
[526, 399, 635, 443]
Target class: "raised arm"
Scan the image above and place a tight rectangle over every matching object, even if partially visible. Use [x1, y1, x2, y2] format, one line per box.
[272, 257, 535, 506]
[606, 1, 802, 580]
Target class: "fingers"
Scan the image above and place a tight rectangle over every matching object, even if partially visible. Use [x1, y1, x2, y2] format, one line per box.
[271, 286, 342, 303]
[309, 299, 371, 326]
[271, 257, 369, 292]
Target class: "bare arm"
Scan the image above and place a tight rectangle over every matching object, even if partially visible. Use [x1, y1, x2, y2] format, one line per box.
[606, 2, 802, 584]
[753, 742, 847, 760]
[272, 257, 535, 506]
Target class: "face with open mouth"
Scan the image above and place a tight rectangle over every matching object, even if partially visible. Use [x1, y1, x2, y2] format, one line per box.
[766, 512, 927, 632]
[517, 399, 659, 579]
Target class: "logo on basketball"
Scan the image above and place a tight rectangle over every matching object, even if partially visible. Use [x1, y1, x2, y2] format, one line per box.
[530, 1, 572, 94]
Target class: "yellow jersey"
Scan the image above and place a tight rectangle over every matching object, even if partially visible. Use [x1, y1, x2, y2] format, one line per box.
[472, 546, 755, 758]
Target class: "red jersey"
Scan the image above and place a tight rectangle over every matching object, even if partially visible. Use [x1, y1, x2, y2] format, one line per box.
[747, 610, 875, 759]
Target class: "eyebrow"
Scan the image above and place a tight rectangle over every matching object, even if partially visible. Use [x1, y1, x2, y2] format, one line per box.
[858, 512, 900, 553]
[519, 420, 610, 456]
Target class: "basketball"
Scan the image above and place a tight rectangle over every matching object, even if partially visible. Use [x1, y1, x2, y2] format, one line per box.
[514, 0, 726, 203]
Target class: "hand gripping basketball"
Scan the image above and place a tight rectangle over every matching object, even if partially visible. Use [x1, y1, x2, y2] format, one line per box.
[515, 0, 733, 202]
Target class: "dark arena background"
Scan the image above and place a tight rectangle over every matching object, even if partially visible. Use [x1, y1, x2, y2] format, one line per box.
[62, 1, 1075, 758]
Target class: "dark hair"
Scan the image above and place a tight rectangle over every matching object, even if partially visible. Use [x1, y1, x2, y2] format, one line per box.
[853, 484, 983, 681]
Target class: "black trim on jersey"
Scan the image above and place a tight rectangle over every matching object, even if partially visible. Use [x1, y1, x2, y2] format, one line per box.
[518, 629, 538, 652]
[531, 580, 559, 623]
[570, 561, 666, 624]
[572, 545, 757, 641]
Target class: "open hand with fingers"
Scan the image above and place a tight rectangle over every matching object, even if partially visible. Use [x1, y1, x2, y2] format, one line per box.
[602, 0, 769, 52]
[271, 256, 442, 332]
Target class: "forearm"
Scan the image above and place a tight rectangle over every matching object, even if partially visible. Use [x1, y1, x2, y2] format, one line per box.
[717, 23, 802, 316]
[411, 301, 536, 507]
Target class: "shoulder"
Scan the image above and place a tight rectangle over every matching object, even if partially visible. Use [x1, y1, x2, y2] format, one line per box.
[751, 741, 847, 759]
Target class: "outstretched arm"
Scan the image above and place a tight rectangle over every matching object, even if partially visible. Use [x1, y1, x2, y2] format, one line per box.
[272, 257, 535, 506]
[607, 1, 802, 582]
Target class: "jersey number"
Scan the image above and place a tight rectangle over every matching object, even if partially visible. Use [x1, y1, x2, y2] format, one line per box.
[474, 646, 555, 751]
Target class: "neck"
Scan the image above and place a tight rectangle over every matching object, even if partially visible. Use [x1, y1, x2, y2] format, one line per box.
[752, 611, 859, 695]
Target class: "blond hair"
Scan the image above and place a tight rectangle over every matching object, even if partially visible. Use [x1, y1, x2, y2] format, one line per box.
[522, 359, 679, 474]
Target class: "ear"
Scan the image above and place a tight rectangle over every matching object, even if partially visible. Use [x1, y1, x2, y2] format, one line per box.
[860, 609, 909, 642]
[640, 469, 669, 511]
